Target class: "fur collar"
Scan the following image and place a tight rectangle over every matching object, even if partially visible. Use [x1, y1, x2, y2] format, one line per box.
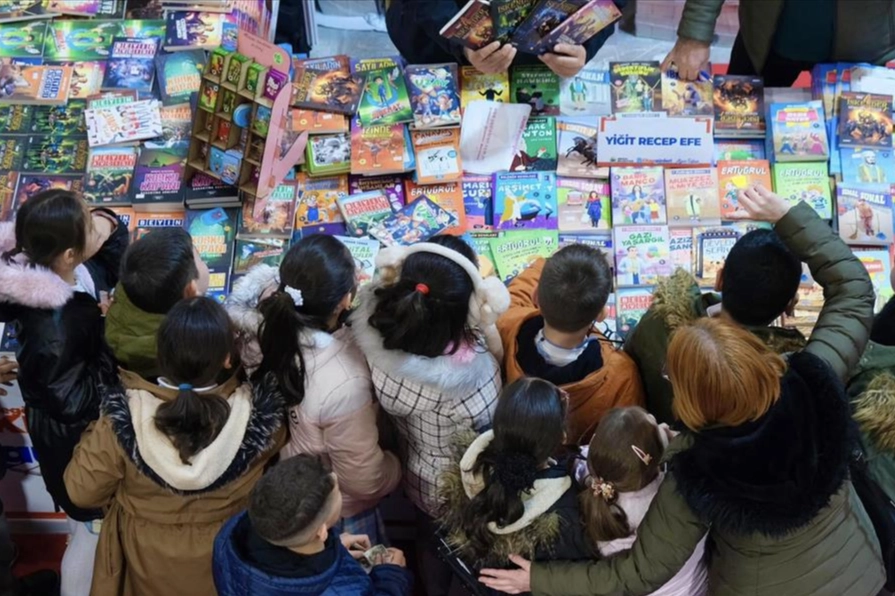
[853, 370, 895, 453]
[350, 284, 498, 394]
[0, 222, 82, 310]
[102, 373, 285, 495]
[671, 351, 853, 537]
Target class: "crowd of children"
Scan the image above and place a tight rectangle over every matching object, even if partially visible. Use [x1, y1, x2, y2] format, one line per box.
[0, 182, 893, 596]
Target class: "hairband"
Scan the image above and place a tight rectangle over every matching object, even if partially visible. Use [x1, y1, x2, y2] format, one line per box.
[178, 383, 192, 392]
[588, 476, 617, 503]
[282, 285, 303, 307]
[415, 283, 429, 295]
[631, 445, 652, 466]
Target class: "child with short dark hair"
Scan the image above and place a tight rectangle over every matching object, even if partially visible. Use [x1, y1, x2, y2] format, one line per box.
[106, 228, 210, 380]
[497, 244, 645, 444]
[0, 190, 128, 596]
[64, 297, 285, 596]
[213, 455, 412, 596]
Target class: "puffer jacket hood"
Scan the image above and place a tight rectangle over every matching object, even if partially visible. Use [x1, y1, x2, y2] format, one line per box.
[0, 222, 81, 312]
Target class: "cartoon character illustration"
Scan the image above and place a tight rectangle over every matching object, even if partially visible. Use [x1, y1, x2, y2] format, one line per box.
[569, 76, 587, 110]
[858, 149, 887, 184]
[618, 246, 643, 285]
[685, 193, 702, 221]
[586, 191, 603, 228]
[0, 21, 42, 55]
[564, 135, 598, 169]
[479, 81, 503, 101]
[368, 68, 400, 108]
[857, 199, 876, 237]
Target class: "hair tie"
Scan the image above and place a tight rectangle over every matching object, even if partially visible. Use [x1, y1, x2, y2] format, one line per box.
[178, 383, 193, 392]
[589, 476, 617, 503]
[415, 283, 430, 295]
[631, 445, 652, 466]
[283, 285, 304, 307]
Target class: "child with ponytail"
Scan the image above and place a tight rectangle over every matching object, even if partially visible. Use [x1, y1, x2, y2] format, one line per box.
[578, 407, 708, 596]
[0, 189, 128, 596]
[64, 297, 285, 596]
[225, 234, 401, 542]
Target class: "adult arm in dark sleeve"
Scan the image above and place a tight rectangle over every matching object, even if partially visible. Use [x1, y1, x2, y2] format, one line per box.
[581, 0, 627, 62]
[394, 0, 468, 63]
[83, 208, 129, 295]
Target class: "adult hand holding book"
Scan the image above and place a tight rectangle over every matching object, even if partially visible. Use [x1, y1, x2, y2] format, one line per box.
[539, 43, 586, 77]
[464, 41, 517, 74]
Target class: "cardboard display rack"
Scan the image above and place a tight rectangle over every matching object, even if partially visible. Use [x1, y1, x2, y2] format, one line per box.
[185, 29, 308, 199]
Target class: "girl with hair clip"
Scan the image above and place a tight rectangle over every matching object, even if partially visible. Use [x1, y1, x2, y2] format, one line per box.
[225, 234, 402, 543]
[0, 189, 128, 596]
[350, 234, 510, 595]
[440, 378, 593, 575]
[64, 297, 286, 596]
[577, 407, 707, 596]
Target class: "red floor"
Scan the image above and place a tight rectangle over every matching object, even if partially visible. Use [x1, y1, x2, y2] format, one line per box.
[11, 534, 66, 579]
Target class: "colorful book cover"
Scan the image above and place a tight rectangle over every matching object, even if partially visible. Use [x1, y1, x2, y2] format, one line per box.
[526, 0, 621, 55]
[85, 89, 137, 109]
[405, 63, 461, 128]
[493, 171, 557, 230]
[856, 249, 895, 313]
[0, 104, 32, 132]
[183, 171, 237, 204]
[0, 135, 24, 170]
[488, 229, 559, 283]
[460, 66, 508, 110]
[164, 11, 235, 51]
[510, 0, 587, 53]
[45, 0, 100, 16]
[614, 225, 671, 286]
[0, 1, 50, 22]
[184, 207, 237, 302]
[411, 126, 462, 184]
[512, 116, 557, 172]
[353, 57, 414, 127]
[233, 237, 286, 275]
[556, 118, 602, 177]
[556, 177, 610, 232]
[840, 147, 895, 187]
[467, 229, 500, 277]
[241, 183, 297, 238]
[669, 227, 693, 274]
[0, 172, 15, 222]
[664, 167, 721, 226]
[144, 104, 191, 150]
[0, 21, 46, 59]
[102, 36, 159, 93]
[336, 190, 394, 237]
[349, 174, 404, 211]
[13, 173, 83, 209]
[439, 0, 494, 50]
[560, 65, 610, 116]
[836, 184, 894, 246]
[85, 98, 162, 146]
[404, 179, 466, 234]
[811, 63, 838, 119]
[134, 210, 187, 240]
[305, 132, 351, 176]
[838, 92, 894, 148]
[557, 234, 612, 265]
[43, 20, 119, 61]
[768, 101, 829, 162]
[291, 223, 348, 245]
[31, 101, 86, 135]
[120, 19, 167, 41]
[616, 287, 654, 339]
[511, 65, 560, 116]
[610, 166, 666, 225]
[109, 205, 134, 232]
[691, 225, 742, 286]
[661, 66, 713, 116]
[772, 162, 832, 219]
[714, 139, 766, 161]
[131, 146, 185, 205]
[84, 146, 137, 204]
[609, 61, 662, 113]
[462, 174, 493, 229]
[335, 235, 380, 286]
[491, 0, 533, 42]
[155, 48, 204, 106]
[717, 159, 772, 219]
[21, 134, 88, 172]
[712, 74, 765, 137]
[350, 115, 405, 176]
[296, 174, 347, 228]
[0, 64, 72, 104]
[292, 55, 365, 115]
[368, 195, 457, 247]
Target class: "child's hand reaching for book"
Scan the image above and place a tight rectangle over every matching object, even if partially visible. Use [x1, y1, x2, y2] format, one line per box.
[731, 185, 792, 224]
[539, 44, 586, 78]
[464, 42, 516, 74]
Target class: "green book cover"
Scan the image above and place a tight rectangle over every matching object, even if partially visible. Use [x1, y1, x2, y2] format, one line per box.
[513, 116, 556, 171]
[31, 102, 87, 136]
[22, 135, 89, 174]
[120, 19, 167, 41]
[772, 162, 832, 219]
[353, 57, 413, 126]
[305, 133, 351, 177]
[43, 20, 119, 61]
[0, 105, 33, 133]
[511, 65, 560, 116]
[491, 0, 535, 42]
[488, 229, 558, 283]
[0, 20, 46, 59]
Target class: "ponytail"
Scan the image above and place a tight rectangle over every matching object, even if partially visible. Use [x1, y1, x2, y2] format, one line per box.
[154, 384, 231, 465]
[1, 245, 22, 263]
[579, 478, 632, 544]
[254, 290, 314, 408]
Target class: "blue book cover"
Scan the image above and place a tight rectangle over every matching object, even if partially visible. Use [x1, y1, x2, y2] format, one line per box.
[766, 101, 828, 164]
[510, 0, 588, 54]
[462, 174, 493, 230]
[101, 36, 159, 93]
[840, 146, 895, 188]
[155, 49, 204, 106]
[493, 171, 557, 230]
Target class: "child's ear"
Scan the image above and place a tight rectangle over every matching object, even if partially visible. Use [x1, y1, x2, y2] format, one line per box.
[785, 293, 799, 317]
[316, 523, 328, 544]
[223, 353, 232, 370]
[713, 267, 724, 293]
[184, 279, 200, 299]
[595, 306, 607, 323]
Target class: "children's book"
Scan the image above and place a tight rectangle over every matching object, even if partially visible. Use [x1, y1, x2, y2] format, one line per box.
[691, 225, 742, 287]
[84, 146, 137, 205]
[488, 229, 559, 283]
[524, 0, 621, 55]
[0, 171, 15, 221]
[109, 205, 134, 232]
[717, 159, 772, 219]
[183, 171, 239, 206]
[0, 104, 32, 132]
[335, 235, 380, 286]
[120, 19, 167, 41]
[296, 174, 347, 227]
[491, 0, 533, 42]
[45, 0, 101, 16]
[0, 64, 72, 105]
[131, 146, 185, 208]
[291, 223, 348, 245]
[462, 174, 494, 230]
[664, 167, 721, 226]
[350, 116, 405, 176]
[405, 63, 461, 129]
[0, 1, 51, 23]
[156, 48, 204, 106]
[811, 63, 839, 119]
[512, 116, 557, 172]
[349, 174, 404, 211]
[241, 183, 297, 238]
[460, 66, 508, 110]
[609, 61, 661, 114]
[85, 89, 137, 109]
[184, 207, 237, 301]
[305, 132, 351, 176]
[144, 104, 191, 150]
[0, 136, 25, 171]
[510, 0, 587, 53]
[556, 177, 610, 232]
[855, 249, 895, 313]
[85, 98, 162, 146]
[368, 195, 457, 247]
[616, 288, 654, 339]
[51, 60, 105, 100]
[21, 134, 88, 173]
[838, 92, 894, 148]
[712, 74, 765, 138]
[466, 229, 499, 276]
[0, 21, 47, 59]
[767, 101, 829, 162]
[836, 184, 894, 246]
[771, 162, 832, 219]
[661, 65, 713, 117]
[556, 118, 604, 177]
[233, 237, 286, 275]
[840, 147, 895, 187]
[493, 171, 557, 230]
[404, 179, 466, 234]
[31, 101, 87, 135]
[134, 210, 187, 240]
[714, 139, 766, 162]
[102, 36, 159, 93]
[336, 190, 394, 237]
[353, 56, 414, 127]
[164, 11, 236, 51]
[439, 0, 494, 50]
[292, 55, 365, 115]
[292, 109, 350, 134]
[614, 225, 671, 286]
[511, 65, 560, 116]
[411, 127, 462, 184]
[557, 233, 612, 263]
[43, 20, 119, 61]
[13, 173, 83, 210]
[610, 166, 666, 225]
[560, 64, 611, 116]
[669, 227, 693, 274]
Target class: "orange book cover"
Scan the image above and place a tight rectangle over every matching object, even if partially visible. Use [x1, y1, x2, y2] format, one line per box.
[291, 109, 349, 134]
[0, 64, 72, 105]
[350, 117, 405, 176]
[717, 159, 771, 220]
[404, 178, 467, 234]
